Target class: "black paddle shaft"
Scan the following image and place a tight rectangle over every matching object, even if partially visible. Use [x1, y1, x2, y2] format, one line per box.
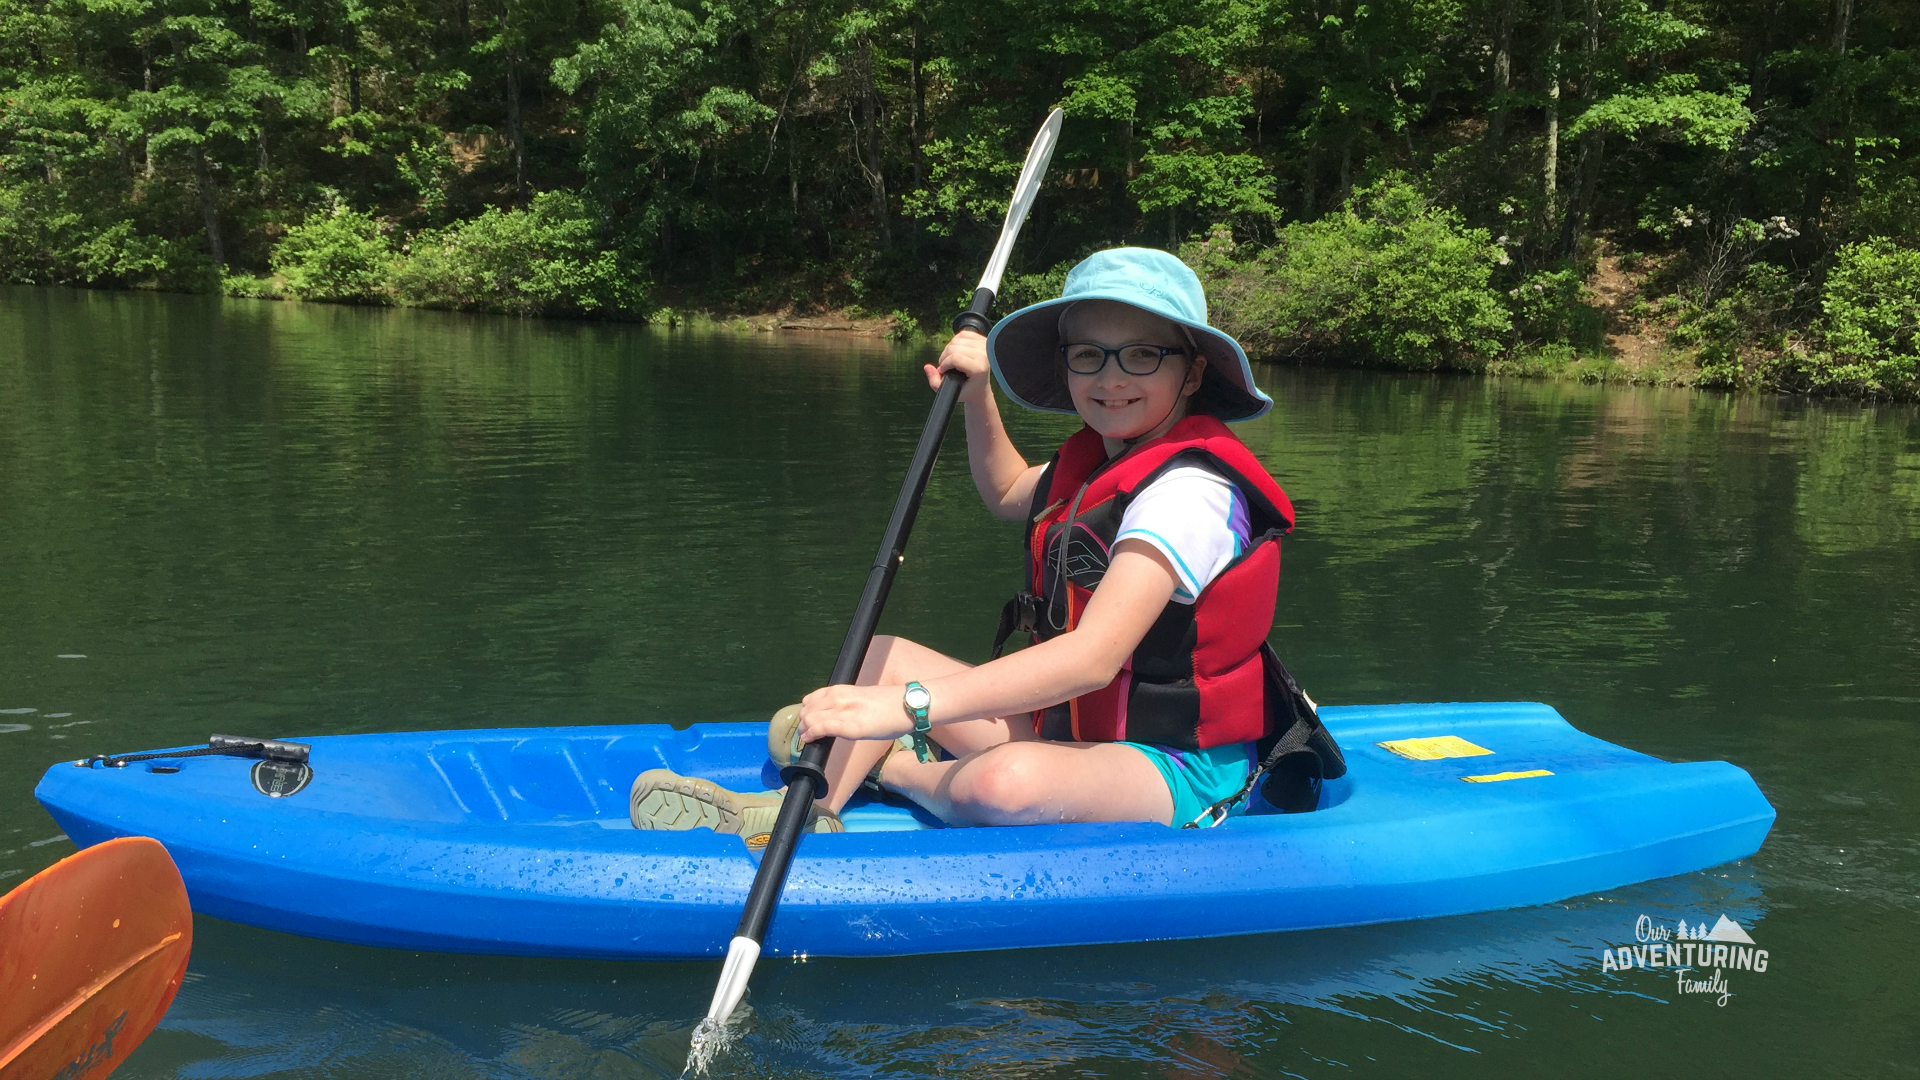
[732, 305, 985, 945]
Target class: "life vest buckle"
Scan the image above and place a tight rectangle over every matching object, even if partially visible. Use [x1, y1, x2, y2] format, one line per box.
[990, 592, 1044, 659]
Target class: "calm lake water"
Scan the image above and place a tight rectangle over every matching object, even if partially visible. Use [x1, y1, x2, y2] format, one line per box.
[2, 286, 1916, 1078]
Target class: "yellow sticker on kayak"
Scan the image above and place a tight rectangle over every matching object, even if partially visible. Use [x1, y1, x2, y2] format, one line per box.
[1461, 769, 1554, 783]
[1377, 735, 1494, 760]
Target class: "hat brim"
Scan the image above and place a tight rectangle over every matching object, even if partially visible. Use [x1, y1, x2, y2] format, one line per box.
[986, 294, 1273, 422]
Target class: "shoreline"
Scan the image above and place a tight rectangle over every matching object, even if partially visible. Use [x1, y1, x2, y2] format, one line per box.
[4, 282, 1902, 403]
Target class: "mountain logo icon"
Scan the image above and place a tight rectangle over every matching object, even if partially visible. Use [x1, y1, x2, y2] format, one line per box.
[1675, 914, 1756, 943]
[1702, 914, 1755, 944]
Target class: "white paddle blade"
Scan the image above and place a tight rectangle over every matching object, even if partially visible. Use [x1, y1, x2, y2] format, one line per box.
[704, 934, 761, 1024]
[685, 936, 759, 1074]
[976, 108, 1065, 297]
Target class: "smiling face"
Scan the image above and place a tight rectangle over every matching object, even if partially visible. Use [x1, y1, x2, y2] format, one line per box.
[1058, 300, 1208, 450]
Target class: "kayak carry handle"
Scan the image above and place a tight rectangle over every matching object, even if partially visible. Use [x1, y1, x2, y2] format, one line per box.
[77, 734, 311, 769]
[209, 734, 310, 763]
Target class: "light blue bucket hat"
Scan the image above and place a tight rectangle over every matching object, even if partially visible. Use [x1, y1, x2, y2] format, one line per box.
[986, 247, 1272, 422]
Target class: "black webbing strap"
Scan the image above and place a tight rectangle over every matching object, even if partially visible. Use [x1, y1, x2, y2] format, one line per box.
[77, 734, 310, 769]
[1182, 643, 1344, 827]
[991, 592, 1043, 659]
[1183, 709, 1322, 828]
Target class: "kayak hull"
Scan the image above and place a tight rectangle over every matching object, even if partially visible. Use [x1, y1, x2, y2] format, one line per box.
[35, 702, 1775, 959]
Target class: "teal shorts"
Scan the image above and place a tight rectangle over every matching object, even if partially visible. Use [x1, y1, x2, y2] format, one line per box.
[1125, 740, 1257, 827]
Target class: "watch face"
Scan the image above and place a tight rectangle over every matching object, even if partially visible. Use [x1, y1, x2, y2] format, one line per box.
[905, 687, 932, 711]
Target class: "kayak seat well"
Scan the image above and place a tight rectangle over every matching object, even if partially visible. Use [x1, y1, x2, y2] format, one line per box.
[421, 726, 774, 825]
[421, 728, 951, 831]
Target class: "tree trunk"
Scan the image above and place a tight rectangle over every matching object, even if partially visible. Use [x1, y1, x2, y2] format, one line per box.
[1302, 140, 1319, 218]
[909, 23, 925, 193]
[1543, 0, 1562, 219]
[762, 13, 816, 175]
[1489, 0, 1516, 148]
[193, 144, 225, 269]
[908, 22, 925, 253]
[142, 46, 155, 179]
[1831, 0, 1856, 206]
[661, 189, 673, 263]
[1560, 0, 1603, 256]
[505, 56, 526, 204]
[1747, 1, 1777, 105]
[345, 22, 360, 112]
[497, 1, 527, 204]
[1794, 0, 1855, 251]
[860, 43, 890, 250]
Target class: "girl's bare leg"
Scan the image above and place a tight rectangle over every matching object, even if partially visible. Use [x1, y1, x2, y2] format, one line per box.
[880, 741, 1174, 827]
[818, 635, 1018, 813]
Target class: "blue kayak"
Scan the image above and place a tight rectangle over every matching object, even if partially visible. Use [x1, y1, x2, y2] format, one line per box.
[34, 702, 1774, 960]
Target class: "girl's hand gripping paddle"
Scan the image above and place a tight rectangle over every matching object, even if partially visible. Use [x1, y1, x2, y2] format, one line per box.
[0, 837, 193, 1080]
[693, 107, 1064, 1043]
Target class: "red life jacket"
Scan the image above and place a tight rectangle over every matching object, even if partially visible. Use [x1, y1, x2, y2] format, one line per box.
[1003, 414, 1296, 751]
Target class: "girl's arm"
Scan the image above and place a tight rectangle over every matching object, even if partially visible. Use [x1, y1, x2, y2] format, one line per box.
[795, 539, 1181, 740]
[927, 331, 1045, 521]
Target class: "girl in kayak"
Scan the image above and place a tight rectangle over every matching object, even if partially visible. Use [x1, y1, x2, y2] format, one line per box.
[632, 247, 1302, 837]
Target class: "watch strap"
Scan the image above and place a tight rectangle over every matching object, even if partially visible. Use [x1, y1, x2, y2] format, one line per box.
[903, 681, 934, 763]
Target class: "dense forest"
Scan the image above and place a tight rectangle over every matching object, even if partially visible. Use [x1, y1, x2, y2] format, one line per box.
[2, 0, 1916, 396]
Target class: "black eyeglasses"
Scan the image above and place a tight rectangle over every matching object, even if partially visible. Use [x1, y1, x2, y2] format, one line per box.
[1059, 342, 1188, 376]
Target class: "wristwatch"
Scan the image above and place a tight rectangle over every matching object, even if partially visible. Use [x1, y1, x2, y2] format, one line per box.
[902, 681, 935, 763]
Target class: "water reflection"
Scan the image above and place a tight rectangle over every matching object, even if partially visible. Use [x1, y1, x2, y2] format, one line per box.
[136, 870, 1763, 1080]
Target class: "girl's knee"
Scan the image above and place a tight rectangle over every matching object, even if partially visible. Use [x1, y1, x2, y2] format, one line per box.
[949, 748, 1050, 825]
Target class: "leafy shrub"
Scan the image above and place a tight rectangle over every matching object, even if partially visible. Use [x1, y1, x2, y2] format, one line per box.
[392, 191, 646, 316]
[221, 273, 285, 299]
[1670, 262, 1800, 389]
[1191, 178, 1512, 369]
[1507, 267, 1604, 350]
[270, 207, 393, 304]
[1804, 239, 1920, 397]
[1, 183, 214, 290]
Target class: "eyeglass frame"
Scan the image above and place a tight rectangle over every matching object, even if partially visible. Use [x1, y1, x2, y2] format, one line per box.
[1058, 342, 1191, 377]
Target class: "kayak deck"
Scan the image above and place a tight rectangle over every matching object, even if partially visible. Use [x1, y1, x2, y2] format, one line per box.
[34, 702, 1775, 959]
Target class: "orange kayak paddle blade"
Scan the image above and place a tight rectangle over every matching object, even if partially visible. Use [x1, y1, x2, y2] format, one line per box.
[0, 836, 192, 1080]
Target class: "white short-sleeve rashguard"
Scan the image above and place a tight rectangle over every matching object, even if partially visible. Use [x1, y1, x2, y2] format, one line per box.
[1113, 464, 1251, 603]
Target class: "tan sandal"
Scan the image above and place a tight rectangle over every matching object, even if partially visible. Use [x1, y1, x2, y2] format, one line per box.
[767, 704, 804, 766]
[629, 769, 843, 843]
[862, 735, 915, 794]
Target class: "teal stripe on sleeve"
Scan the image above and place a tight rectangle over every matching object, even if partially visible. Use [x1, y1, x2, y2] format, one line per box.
[1115, 526, 1203, 596]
